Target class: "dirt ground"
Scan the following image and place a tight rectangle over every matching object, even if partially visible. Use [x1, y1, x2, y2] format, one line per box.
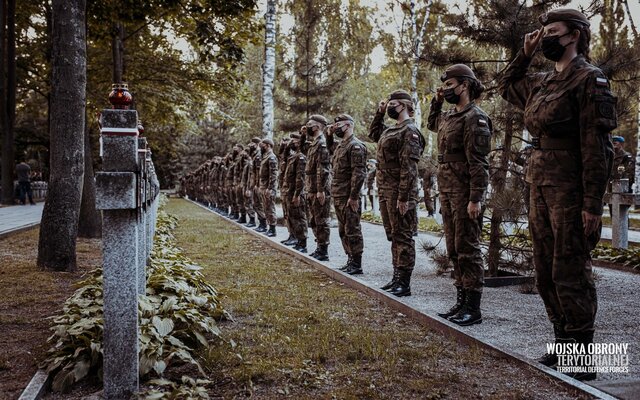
[0, 229, 101, 400]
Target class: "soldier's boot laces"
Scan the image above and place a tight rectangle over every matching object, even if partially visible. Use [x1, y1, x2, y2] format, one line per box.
[266, 225, 277, 237]
[536, 324, 565, 368]
[437, 286, 466, 319]
[339, 256, 353, 271]
[293, 239, 307, 253]
[255, 218, 267, 232]
[380, 269, 399, 291]
[449, 290, 482, 326]
[389, 270, 411, 297]
[246, 216, 256, 227]
[238, 213, 247, 224]
[346, 254, 363, 275]
[312, 244, 329, 261]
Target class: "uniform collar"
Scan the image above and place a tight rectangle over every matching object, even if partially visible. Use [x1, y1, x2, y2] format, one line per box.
[549, 55, 585, 82]
[447, 102, 475, 117]
[393, 118, 414, 128]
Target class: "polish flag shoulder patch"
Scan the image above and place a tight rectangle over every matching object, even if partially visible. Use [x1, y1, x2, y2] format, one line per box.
[596, 77, 609, 87]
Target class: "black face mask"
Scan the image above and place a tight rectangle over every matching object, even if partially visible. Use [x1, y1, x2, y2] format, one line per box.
[232, 150, 239, 157]
[335, 124, 348, 138]
[541, 32, 573, 62]
[444, 85, 462, 105]
[387, 105, 402, 120]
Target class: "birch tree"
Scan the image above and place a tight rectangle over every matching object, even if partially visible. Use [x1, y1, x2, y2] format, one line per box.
[409, 0, 432, 150]
[262, 0, 277, 139]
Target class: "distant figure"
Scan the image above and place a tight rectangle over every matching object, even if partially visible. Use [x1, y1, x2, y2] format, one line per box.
[15, 160, 35, 205]
[609, 135, 634, 193]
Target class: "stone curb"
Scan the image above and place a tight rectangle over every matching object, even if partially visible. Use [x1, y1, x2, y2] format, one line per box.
[0, 222, 39, 240]
[189, 199, 619, 400]
[18, 369, 51, 400]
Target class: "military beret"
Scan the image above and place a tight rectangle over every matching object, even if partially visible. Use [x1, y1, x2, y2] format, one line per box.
[368, 159, 378, 164]
[389, 89, 412, 101]
[612, 136, 625, 143]
[539, 8, 590, 27]
[289, 132, 301, 139]
[440, 64, 477, 82]
[262, 138, 274, 147]
[308, 114, 328, 125]
[235, 143, 244, 150]
[335, 113, 354, 123]
[251, 137, 262, 144]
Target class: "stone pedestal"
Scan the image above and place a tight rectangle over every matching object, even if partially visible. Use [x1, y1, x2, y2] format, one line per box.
[611, 179, 630, 249]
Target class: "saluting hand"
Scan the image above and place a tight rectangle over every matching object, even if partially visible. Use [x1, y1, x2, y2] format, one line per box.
[524, 29, 543, 58]
[378, 100, 387, 114]
[435, 87, 445, 103]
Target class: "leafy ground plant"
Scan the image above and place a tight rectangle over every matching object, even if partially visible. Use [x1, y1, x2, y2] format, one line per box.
[41, 205, 227, 394]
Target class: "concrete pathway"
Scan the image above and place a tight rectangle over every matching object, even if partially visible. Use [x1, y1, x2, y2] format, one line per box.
[0, 203, 43, 238]
[208, 202, 639, 390]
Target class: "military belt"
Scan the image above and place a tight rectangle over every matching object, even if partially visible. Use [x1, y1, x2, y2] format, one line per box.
[531, 137, 579, 150]
[437, 153, 467, 163]
[378, 161, 400, 170]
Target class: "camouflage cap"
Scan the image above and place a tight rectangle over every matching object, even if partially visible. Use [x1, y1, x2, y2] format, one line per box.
[308, 114, 328, 125]
[262, 138, 274, 147]
[612, 135, 625, 143]
[334, 113, 354, 123]
[440, 64, 477, 82]
[251, 137, 262, 144]
[389, 89, 412, 101]
[539, 8, 590, 27]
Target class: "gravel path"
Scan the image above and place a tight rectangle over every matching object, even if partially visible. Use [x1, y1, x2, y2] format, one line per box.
[251, 205, 640, 385]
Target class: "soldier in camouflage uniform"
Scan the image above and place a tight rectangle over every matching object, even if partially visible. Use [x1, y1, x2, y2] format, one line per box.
[278, 138, 294, 244]
[283, 132, 308, 252]
[218, 155, 229, 216]
[365, 160, 376, 211]
[330, 114, 368, 275]
[369, 89, 425, 297]
[225, 150, 237, 218]
[234, 144, 248, 223]
[243, 142, 258, 227]
[259, 138, 279, 237]
[511, 145, 533, 213]
[420, 159, 437, 216]
[428, 64, 491, 326]
[499, 9, 616, 381]
[305, 115, 333, 261]
[609, 136, 634, 193]
[250, 137, 268, 232]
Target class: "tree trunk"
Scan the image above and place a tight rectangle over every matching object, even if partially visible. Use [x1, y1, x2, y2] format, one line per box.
[78, 110, 102, 238]
[0, 0, 11, 205]
[37, 0, 87, 271]
[409, 0, 432, 154]
[7, 0, 15, 161]
[262, 0, 276, 139]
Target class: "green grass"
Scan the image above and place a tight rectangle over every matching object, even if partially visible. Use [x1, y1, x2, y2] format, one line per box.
[165, 199, 583, 399]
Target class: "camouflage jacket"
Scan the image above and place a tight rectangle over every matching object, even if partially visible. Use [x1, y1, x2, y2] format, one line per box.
[250, 152, 262, 188]
[241, 157, 252, 190]
[368, 112, 425, 201]
[259, 150, 278, 191]
[427, 99, 491, 203]
[234, 156, 247, 187]
[331, 134, 368, 200]
[225, 160, 235, 188]
[499, 50, 616, 215]
[305, 134, 332, 195]
[285, 151, 306, 198]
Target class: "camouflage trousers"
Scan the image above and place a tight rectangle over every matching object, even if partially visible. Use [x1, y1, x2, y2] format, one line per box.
[379, 190, 416, 272]
[236, 186, 246, 214]
[529, 184, 598, 335]
[440, 191, 484, 293]
[261, 189, 277, 226]
[227, 187, 236, 213]
[244, 189, 255, 218]
[334, 197, 364, 257]
[286, 195, 308, 241]
[252, 186, 265, 220]
[423, 188, 435, 214]
[282, 190, 290, 231]
[308, 193, 331, 245]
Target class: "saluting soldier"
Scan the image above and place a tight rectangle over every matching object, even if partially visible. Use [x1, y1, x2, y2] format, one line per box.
[499, 9, 616, 381]
[330, 114, 368, 275]
[259, 138, 279, 237]
[283, 133, 308, 252]
[369, 89, 425, 297]
[428, 64, 491, 326]
[305, 115, 333, 261]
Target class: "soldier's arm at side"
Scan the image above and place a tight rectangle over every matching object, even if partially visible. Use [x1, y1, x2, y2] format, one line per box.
[464, 112, 491, 203]
[269, 157, 278, 192]
[579, 71, 616, 215]
[294, 156, 306, 198]
[317, 146, 331, 194]
[498, 49, 544, 111]
[349, 144, 368, 201]
[368, 111, 387, 143]
[398, 128, 423, 202]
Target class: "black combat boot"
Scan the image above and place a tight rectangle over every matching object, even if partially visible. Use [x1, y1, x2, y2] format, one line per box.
[255, 218, 267, 232]
[312, 244, 329, 261]
[280, 234, 294, 245]
[389, 270, 411, 297]
[564, 332, 597, 381]
[339, 256, 353, 271]
[380, 269, 399, 291]
[246, 216, 256, 227]
[284, 236, 298, 246]
[266, 225, 277, 237]
[536, 323, 565, 368]
[437, 286, 466, 319]
[449, 290, 482, 326]
[346, 254, 363, 275]
[293, 239, 307, 253]
[309, 245, 320, 258]
[238, 213, 247, 224]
